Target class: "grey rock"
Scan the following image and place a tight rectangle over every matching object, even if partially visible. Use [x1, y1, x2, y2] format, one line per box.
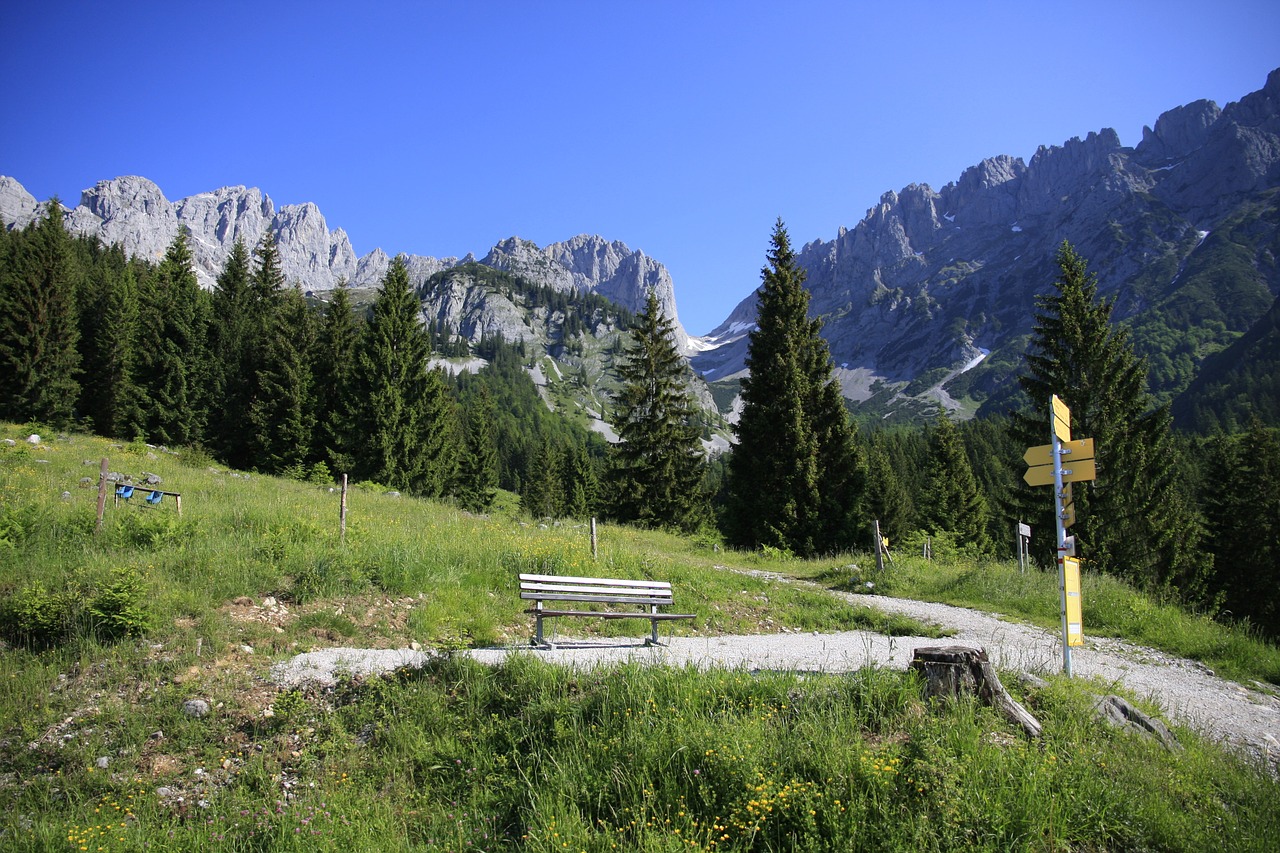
[182, 699, 210, 718]
[95, 756, 110, 769]
[1093, 694, 1182, 752]
[0, 175, 39, 230]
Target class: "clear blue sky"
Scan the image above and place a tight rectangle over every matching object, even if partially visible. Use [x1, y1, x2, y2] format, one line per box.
[3, 1, 1277, 334]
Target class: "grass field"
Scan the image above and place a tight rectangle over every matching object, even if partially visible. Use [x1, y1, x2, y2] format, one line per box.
[2, 425, 1277, 851]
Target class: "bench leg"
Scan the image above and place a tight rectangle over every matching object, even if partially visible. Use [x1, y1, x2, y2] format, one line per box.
[645, 608, 662, 646]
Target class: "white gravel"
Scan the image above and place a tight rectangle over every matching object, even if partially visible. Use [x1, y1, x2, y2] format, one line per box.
[272, 591, 1280, 772]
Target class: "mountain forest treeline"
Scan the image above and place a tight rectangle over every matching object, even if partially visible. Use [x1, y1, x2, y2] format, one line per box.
[1, 208, 1277, 637]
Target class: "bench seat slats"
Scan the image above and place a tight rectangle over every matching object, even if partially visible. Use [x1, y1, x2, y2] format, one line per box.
[519, 573, 671, 589]
[526, 608, 696, 620]
[524, 592, 674, 606]
[517, 572, 693, 647]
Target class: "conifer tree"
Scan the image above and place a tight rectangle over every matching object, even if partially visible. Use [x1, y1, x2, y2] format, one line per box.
[457, 384, 499, 513]
[249, 284, 316, 472]
[311, 280, 361, 473]
[0, 202, 81, 427]
[96, 258, 145, 438]
[135, 229, 206, 445]
[610, 289, 707, 531]
[923, 415, 992, 553]
[1011, 241, 1205, 593]
[725, 219, 864, 556]
[522, 434, 566, 518]
[351, 256, 458, 496]
[1201, 417, 1280, 636]
[207, 240, 254, 465]
[865, 441, 914, 544]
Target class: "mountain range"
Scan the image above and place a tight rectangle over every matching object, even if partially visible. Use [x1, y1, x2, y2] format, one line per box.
[3, 67, 1279, 425]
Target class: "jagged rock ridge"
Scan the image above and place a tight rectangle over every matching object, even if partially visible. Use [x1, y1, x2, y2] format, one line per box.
[0, 176, 689, 348]
[693, 67, 1280, 418]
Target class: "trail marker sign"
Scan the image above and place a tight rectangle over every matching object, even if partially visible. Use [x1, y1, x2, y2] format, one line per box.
[1021, 394, 1097, 676]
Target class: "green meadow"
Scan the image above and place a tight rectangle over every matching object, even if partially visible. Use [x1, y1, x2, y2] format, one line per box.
[1, 426, 1277, 851]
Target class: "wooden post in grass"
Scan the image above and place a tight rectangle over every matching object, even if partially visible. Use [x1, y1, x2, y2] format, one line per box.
[95, 457, 109, 534]
[911, 646, 1042, 738]
[340, 473, 349, 543]
[874, 519, 885, 573]
[590, 517, 598, 560]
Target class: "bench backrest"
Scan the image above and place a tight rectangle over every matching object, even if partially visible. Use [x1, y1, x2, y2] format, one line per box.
[518, 573, 674, 606]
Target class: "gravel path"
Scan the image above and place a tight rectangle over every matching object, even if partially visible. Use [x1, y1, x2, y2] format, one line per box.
[273, 590, 1280, 771]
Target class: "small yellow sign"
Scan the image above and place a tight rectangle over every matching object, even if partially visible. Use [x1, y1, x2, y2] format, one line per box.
[1063, 555, 1083, 647]
[1023, 458, 1097, 487]
[1051, 395, 1072, 442]
[1023, 437, 1095, 467]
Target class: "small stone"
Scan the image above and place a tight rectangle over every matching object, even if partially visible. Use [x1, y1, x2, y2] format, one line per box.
[261, 596, 277, 608]
[95, 756, 110, 769]
[239, 645, 254, 655]
[25, 434, 40, 444]
[182, 699, 210, 718]
[2, 439, 15, 446]
[149, 730, 164, 740]
[155, 786, 174, 798]
[61, 491, 71, 501]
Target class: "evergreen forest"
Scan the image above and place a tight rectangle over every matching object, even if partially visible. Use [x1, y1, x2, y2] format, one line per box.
[2, 210, 1277, 638]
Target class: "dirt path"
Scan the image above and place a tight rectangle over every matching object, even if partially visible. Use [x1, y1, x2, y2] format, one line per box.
[276, 591, 1280, 772]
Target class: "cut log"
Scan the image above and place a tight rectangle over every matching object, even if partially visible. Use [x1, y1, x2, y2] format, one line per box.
[911, 645, 1043, 739]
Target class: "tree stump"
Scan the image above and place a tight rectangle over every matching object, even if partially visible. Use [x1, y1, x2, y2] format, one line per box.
[911, 645, 1043, 739]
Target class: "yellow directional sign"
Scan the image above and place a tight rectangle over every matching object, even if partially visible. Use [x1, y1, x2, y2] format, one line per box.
[1023, 438, 1095, 467]
[1063, 556, 1083, 647]
[1052, 394, 1072, 442]
[1023, 457, 1097, 487]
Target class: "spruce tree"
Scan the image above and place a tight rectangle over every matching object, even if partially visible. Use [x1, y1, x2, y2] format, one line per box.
[457, 384, 499, 513]
[207, 240, 254, 465]
[865, 441, 914, 544]
[351, 256, 458, 496]
[725, 219, 863, 556]
[96, 258, 144, 438]
[1201, 417, 1280, 636]
[923, 415, 992, 553]
[249, 284, 316, 472]
[610, 288, 707, 531]
[1011, 241, 1205, 593]
[0, 202, 81, 427]
[135, 229, 207, 446]
[311, 280, 361, 472]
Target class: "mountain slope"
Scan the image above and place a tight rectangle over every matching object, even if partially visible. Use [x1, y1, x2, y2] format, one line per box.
[694, 68, 1280, 421]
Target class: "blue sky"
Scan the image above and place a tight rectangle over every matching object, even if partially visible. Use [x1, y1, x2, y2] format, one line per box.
[3, 1, 1278, 334]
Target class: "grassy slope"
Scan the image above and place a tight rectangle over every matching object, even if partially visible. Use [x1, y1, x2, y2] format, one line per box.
[1, 425, 1277, 851]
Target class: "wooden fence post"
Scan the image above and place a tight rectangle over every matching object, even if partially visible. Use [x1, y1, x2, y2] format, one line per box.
[590, 517, 598, 560]
[95, 457, 109, 534]
[340, 474, 349, 543]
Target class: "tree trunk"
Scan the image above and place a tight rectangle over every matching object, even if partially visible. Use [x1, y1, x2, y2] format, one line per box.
[910, 645, 1042, 739]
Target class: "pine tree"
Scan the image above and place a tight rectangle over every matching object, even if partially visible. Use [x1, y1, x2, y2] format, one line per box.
[1201, 417, 1280, 636]
[1011, 241, 1205, 593]
[610, 289, 707, 531]
[457, 384, 499, 513]
[248, 284, 316, 472]
[135, 229, 206, 445]
[522, 434, 566, 519]
[351, 255, 458, 496]
[865, 440, 914, 544]
[311, 280, 361, 472]
[0, 202, 81, 427]
[725, 219, 864, 556]
[96, 257, 145, 438]
[207, 240, 255, 465]
[923, 415, 992, 553]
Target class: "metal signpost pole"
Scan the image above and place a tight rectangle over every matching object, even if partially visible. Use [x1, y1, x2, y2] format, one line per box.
[1050, 397, 1073, 677]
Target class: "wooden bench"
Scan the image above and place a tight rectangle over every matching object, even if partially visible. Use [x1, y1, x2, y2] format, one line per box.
[518, 573, 695, 648]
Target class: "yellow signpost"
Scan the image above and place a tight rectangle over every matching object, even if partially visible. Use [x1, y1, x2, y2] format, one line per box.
[1063, 556, 1083, 647]
[1022, 395, 1097, 676]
